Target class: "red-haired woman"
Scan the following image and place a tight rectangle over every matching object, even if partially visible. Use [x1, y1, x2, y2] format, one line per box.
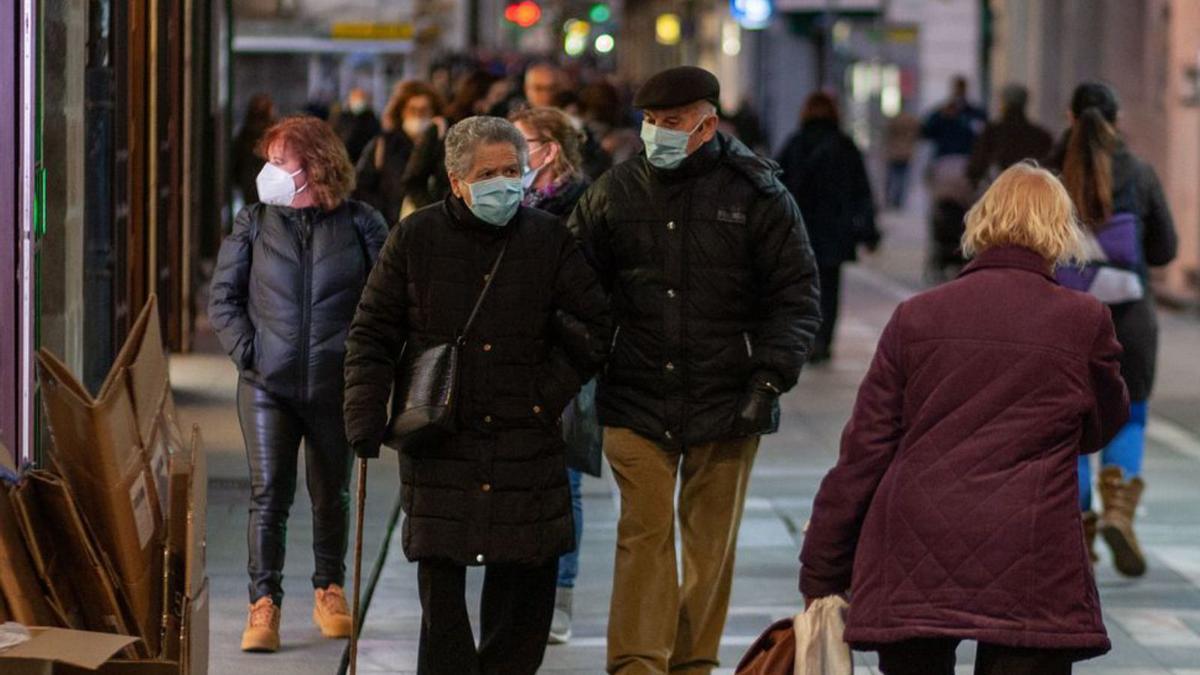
[209, 115, 389, 653]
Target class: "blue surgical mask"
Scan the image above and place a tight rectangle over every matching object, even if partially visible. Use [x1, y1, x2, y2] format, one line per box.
[466, 176, 524, 226]
[641, 116, 709, 170]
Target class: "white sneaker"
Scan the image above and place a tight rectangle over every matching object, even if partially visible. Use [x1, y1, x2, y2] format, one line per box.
[548, 587, 573, 644]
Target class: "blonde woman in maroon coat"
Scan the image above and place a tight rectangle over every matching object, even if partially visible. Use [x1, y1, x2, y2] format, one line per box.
[800, 163, 1130, 675]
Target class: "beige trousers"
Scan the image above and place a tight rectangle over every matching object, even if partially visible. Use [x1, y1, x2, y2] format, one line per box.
[604, 426, 760, 675]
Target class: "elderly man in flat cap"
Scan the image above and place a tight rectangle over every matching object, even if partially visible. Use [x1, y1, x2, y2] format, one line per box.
[569, 66, 820, 674]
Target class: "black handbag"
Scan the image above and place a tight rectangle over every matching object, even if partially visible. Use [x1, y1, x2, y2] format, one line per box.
[382, 240, 509, 453]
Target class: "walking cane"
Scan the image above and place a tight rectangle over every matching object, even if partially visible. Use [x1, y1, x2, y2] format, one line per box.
[349, 457, 368, 675]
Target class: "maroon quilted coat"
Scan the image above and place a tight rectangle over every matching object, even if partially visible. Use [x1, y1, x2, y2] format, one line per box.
[800, 245, 1129, 657]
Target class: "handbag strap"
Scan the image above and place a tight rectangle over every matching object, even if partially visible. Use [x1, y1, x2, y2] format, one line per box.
[458, 239, 510, 345]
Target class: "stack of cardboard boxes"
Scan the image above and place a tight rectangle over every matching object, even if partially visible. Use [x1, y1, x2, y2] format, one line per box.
[0, 297, 208, 674]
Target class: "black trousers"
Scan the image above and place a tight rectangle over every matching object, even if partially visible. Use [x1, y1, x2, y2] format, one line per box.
[237, 378, 354, 604]
[815, 265, 842, 356]
[878, 638, 1073, 675]
[417, 559, 558, 675]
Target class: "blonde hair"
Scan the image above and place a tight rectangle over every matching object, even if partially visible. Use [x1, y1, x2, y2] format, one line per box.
[962, 162, 1086, 265]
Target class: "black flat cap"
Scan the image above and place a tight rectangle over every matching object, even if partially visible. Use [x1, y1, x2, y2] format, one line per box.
[634, 66, 720, 110]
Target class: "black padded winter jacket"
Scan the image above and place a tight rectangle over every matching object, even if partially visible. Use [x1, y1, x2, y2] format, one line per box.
[342, 197, 611, 564]
[209, 200, 389, 402]
[568, 132, 821, 447]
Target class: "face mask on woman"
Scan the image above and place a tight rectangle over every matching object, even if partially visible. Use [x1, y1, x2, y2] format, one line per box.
[522, 143, 551, 191]
[256, 164, 306, 207]
[403, 117, 433, 138]
[641, 116, 709, 170]
[467, 176, 524, 226]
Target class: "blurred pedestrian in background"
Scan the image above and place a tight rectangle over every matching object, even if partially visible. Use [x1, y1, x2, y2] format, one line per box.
[209, 115, 389, 654]
[445, 70, 502, 123]
[355, 80, 449, 224]
[334, 87, 381, 163]
[923, 75, 988, 282]
[802, 163, 1129, 675]
[523, 62, 564, 109]
[777, 92, 880, 364]
[343, 116, 610, 674]
[967, 83, 1053, 189]
[510, 106, 594, 646]
[1049, 82, 1178, 578]
[883, 110, 919, 210]
[570, 66, 820, 674]
[231, 93, 276, 207]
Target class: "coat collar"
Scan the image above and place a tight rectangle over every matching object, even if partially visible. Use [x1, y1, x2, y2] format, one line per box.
[444, 194, 516, 237]
[959, 245, 1057, 283]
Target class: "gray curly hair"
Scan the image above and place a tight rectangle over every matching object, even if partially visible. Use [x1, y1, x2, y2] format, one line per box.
[444, 116, 529, 178]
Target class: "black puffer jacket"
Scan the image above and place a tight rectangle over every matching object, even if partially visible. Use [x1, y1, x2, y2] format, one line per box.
[209, 200, 388, 402]
[343, 197, 611, 565]
[568, 132, 821, 447]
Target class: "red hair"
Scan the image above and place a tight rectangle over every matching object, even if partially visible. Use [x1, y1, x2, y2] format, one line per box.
[256, 115, 355, 211]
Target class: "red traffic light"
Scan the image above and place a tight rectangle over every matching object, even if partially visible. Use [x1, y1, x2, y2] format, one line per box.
[505, 1, 542, 28]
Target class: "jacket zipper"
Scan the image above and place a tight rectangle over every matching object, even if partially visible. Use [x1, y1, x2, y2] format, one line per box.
[299, 212, 314, 401]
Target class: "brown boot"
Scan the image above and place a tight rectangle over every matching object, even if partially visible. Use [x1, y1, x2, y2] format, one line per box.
[313, 584, 353, 638]
[1082, 511, 1099, 564]
[1098, 466, 1147, 577]
[241, 596, 281, 652]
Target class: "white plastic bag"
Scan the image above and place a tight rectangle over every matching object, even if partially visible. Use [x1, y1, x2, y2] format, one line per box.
[793, 595, 852, 675]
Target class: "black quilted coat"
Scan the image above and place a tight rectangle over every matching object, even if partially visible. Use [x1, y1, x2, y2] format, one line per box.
[567, 132, 821, 447]
[208, 201, 388, 402]
[342, 197, 611, 565]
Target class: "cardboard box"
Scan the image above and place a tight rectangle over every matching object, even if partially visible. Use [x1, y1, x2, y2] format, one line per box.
[0, 626, 139, 674]
[0, 484, 57, 626]
[103, 296, 178, 520]
[103, 295, 174, 454]
[10, 471, 148, 658]
[162, 424, 208, 662]
[36, 349, 164, 655]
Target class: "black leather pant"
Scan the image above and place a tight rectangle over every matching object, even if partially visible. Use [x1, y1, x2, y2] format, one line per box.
[237, 378, 353, 605]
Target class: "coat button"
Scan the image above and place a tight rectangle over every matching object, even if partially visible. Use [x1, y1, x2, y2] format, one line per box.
[483, 273, 491, 281]
[665, 362, 675, 371]
[476, 554, 485, 563]
[532, 405, 542, 414]
[665, 430, 673, 440]
[667, 289, 676, 298]
[481, 483, 492, 492]
[667, 221, 676, 230]
[484, 415, 493, 424]
[483, 343, 493, 352]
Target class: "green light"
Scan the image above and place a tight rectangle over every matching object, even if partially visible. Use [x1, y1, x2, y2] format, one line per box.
[588, 4, 611, 23]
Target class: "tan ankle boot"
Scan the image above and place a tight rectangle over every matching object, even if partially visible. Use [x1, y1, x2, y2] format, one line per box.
[1098, 466, 1147, 577]
[241, 596, 281, 652]
[1082, 511, 1099, 564]
[313, 584, 353, 638]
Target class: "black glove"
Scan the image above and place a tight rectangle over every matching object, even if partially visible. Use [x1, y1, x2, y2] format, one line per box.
[733, 374, 782, 436]
[353, 441, 381, 459]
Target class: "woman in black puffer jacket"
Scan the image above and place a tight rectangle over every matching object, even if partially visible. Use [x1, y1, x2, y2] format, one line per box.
[208, 115, 388, 653]
[343, 116, 610, 674]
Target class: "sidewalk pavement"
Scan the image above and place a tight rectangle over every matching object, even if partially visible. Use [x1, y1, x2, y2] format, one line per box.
[176, 205, 1200, 674]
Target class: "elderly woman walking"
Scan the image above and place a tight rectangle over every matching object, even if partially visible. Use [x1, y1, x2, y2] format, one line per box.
[800, 163, 1129, 674]
[342, 116, 611, 674]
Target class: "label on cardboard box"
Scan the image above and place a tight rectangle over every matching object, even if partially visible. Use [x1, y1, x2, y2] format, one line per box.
[129, 474, 154, 550]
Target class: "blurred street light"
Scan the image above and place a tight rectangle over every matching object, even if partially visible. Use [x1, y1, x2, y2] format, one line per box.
[656, 13, 682, 45]
[595, 33, 615, 53]
[505, 1, 542, 28]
